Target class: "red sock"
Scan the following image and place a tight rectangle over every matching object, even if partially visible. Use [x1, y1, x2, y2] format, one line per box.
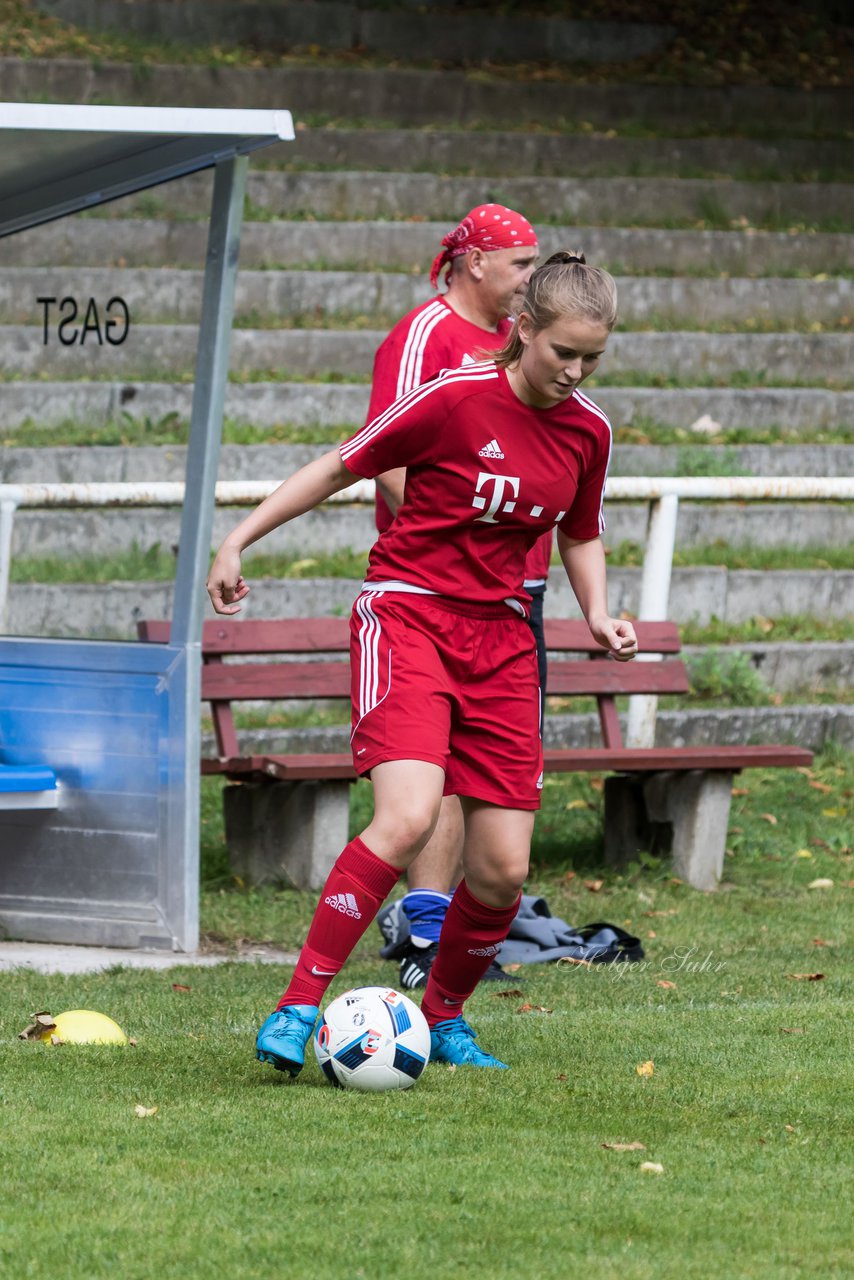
[276, 836, 402, 1009]
[420, 879, 520, 1027]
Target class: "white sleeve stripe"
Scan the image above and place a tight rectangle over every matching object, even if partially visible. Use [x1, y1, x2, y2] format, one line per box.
[340, 364, 499, 460]
[397, 301, 449, 399]
[570, 389, 612, 534]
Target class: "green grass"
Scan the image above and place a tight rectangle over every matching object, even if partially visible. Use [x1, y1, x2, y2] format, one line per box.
[680, 615, 854, 645]
[604, 541, 854, 572]
[8, 538, 851, 585]
[7, 546, 370, 585]
[5, 751, 851, 1277]
[5, 415, 853, 450]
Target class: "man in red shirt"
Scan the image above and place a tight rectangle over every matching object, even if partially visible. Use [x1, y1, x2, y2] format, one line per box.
[365, 205, 547, 991]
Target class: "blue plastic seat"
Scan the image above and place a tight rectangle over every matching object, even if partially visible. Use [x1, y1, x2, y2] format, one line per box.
[0, 764, 58, 793]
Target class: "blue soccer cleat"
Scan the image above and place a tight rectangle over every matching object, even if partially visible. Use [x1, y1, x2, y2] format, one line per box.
[255, 1005, 318, 1076]
[429, 1017, 509, 1069]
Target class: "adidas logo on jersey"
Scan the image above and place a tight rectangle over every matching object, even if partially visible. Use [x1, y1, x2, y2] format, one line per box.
[478, 438, 505, 459]
[324, 891, 362, 919]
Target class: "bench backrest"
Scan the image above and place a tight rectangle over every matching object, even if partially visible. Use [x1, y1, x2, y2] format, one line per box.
[137, 617, 687, 755]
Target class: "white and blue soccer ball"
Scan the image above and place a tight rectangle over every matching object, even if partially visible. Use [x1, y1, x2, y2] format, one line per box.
[314, 986, 430, 1092]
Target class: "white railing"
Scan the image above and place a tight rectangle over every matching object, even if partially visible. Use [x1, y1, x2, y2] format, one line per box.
[2, 476, 853, 746]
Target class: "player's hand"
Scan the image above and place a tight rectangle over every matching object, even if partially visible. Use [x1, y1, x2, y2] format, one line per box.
[588, 614, 638, 662]
[206, 543, 250, 615]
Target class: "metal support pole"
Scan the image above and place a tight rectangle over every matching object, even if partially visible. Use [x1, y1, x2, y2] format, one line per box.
[626, 492, 680, 748]
[168, 155, 248, 951]
[0, 494, 21, 633]
[171, 156, 248, 645]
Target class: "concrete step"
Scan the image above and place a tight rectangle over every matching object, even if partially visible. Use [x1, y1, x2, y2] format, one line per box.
[275, 128, 854, 182]
[5, 268, 849, 328]
[4, 443, 851, 484]
[5, 58, 853, 135]
[202, 704, 854, 756]
[115, 169, 854, 228]
[6, 219, 851, 276]
[3, 381, 853, 433]
[33, 1, 677, 67]
[3, 326, 850, 381]
[6, 569, 853, 639]
[9, 502, 853, 559]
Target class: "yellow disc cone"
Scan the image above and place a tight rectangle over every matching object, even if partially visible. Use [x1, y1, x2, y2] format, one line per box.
[41, 1009, 128, 1045]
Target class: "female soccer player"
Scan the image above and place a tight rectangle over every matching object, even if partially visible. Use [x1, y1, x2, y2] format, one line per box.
[206, 251, 638, 1075]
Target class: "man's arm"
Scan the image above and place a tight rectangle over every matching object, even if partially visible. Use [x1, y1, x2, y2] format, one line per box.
[376, 467, 407, 515]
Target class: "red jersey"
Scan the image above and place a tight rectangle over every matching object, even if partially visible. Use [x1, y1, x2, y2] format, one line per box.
[365, 295, 553, 581]
[341, 361, 612, 617]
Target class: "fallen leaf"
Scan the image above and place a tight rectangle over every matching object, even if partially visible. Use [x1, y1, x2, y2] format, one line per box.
[808, 780, 833, 793]
[731, 787, 750, 796]
[565, 798, 588, 810]
[760, 813, 778, 825]
[794, 849, 813, 859]
[635, 1060, 654, 1078]
[639, 1161, 664, 1174]
[656, 980, 677, 989]
[17, 1011, 57, 1041]
[786, 973, 825, 981]
[557, 956, 592, 967]
[557, 1073, 568, 1081]
[134, 1105, 158, 1118]
[812, 938, 831, 947]
[808, 879, 834, 890]
[781, 1027, 805, 1034]
[584, 878, 604, 893]
[504, 963, 522, 973]
[784, 1124, 797, 1133]
[602, 1141, 646, 1151]
[171, 983, 192, 993]
[588, 777, 604, 792]
[562, 870, 577, 885]
[516, 1003, 553, 1014]
[643, 909, 678, 917]
[822, 808, 845, 818]
[492, 988, 525, 998]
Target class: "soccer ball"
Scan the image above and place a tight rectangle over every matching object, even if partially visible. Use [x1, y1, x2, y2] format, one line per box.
[314, 986, 430, 1092]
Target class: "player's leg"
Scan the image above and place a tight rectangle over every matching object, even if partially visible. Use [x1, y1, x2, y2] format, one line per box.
[421, 802, 533, 1068]
[393, 794, 461, 988]
[257, 759, 445, 1075]
[419, 606, 540, 1067]
[258, 593, 454, 1075]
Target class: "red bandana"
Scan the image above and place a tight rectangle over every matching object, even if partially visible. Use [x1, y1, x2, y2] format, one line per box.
[429, 204, 538, 289]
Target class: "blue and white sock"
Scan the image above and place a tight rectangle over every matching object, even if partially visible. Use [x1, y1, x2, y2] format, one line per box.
[400, 890, 452, 947]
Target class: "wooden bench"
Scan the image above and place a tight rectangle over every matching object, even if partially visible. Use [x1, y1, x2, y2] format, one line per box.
[138, 617, 813, 891]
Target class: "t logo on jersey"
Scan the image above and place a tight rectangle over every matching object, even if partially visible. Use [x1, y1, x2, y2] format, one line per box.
[471, 472, 520, 523]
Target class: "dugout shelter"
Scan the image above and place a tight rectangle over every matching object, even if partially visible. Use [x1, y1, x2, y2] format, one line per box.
[0, 103, 293, 951]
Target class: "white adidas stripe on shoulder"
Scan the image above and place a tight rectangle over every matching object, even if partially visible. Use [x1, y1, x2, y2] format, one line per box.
[341, 363, 499, 460]
[572, 386, 613, 431]
[397, 300, 449, 399]
[570, 389, 613, 535]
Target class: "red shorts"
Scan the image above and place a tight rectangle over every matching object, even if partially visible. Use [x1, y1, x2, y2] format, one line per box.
[349, 589, 543, 810]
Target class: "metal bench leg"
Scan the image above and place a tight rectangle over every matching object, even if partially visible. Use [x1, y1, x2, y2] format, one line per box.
[223, 781, 350, 890]
[643, 770, 734, 891]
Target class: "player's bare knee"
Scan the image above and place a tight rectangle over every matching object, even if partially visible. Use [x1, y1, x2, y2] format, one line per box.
[366, 801, 440, 862]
